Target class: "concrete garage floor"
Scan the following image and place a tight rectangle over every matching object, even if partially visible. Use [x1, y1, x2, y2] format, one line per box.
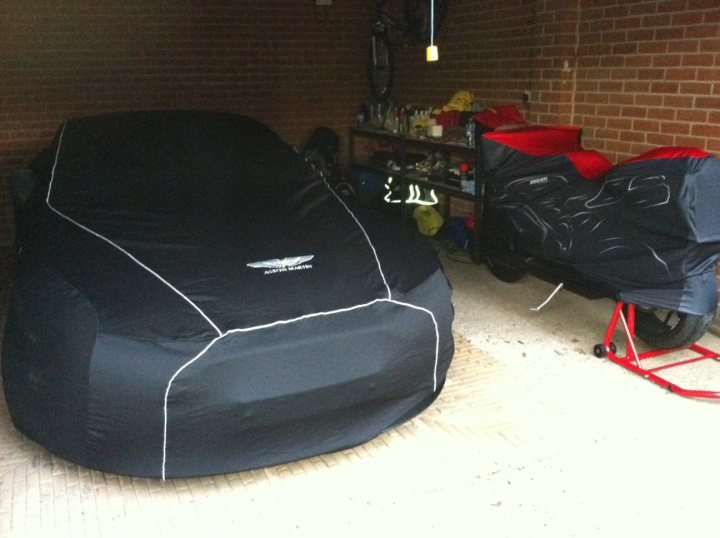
[1, 250, 719, 538]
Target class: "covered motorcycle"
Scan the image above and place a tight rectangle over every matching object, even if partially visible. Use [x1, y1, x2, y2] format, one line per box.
[479, 125, 720, 348]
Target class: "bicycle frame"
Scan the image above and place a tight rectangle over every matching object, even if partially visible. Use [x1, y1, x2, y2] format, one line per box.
[373, 0, 439, 42]
[368, 0, 446, 100]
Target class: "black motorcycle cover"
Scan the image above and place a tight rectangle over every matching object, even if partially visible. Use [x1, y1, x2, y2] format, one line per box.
[2, 111, 455, 478]
[482, 127, 720, 316]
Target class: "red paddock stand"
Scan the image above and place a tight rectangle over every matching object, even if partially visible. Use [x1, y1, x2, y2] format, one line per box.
[593, 302, 720, 399]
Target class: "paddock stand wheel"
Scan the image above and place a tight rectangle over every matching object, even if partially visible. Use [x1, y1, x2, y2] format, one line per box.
[593, 342, 616, 358]
[595, 301, 720, 399]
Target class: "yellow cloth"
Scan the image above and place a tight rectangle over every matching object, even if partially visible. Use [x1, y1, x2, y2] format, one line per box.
[442, 90, 474, 112]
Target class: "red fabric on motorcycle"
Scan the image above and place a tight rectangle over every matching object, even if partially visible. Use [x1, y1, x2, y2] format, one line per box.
[622, 147, 711, 164]
[565, 150, 612, 180]
[483, 126, 582, 156]
[481, 126, 610, 182]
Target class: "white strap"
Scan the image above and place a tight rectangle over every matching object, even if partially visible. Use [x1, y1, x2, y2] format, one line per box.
[530, 282, 564, 312]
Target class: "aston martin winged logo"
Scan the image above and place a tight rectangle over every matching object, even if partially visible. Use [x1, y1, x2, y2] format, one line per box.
[247, 255, 314, 275]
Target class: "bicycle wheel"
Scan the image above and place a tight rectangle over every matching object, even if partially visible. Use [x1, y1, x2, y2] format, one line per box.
[634, 308, 713, 349]
[404, 0, 448, 43]
[368, 32, 394, 101]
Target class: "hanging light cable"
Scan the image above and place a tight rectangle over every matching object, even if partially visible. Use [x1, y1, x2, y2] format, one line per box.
[426, 0, 439, 62]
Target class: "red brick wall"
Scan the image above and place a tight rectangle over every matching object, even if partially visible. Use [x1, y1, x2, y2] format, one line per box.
[0, 1, 370, 245]
[527, 0, 580, 125]
[393, 0, 537, 107]
[3, 1, 718, 245]
[574, 0, 720, 162]
[394, 0, 720, 164]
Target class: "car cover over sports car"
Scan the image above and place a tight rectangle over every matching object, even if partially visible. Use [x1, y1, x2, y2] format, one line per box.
[2, 110, 455, 479]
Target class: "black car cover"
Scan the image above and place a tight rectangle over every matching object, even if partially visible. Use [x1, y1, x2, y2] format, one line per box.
[2, 110, 455, 478]
[481, 126, 720, 316]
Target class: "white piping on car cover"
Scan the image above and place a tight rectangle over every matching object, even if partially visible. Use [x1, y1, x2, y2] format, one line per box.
[317, 168, 392, 299]
[46, 123, 224, 337]
[161, 163, 442, 479]
[46, 125, 441, 480]
[161, 296, 440, 479]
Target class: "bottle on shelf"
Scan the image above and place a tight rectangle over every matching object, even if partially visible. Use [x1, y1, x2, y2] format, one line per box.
[466, 120, 475, 147]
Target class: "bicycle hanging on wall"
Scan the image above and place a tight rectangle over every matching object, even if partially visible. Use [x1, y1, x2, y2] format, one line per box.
[369, 0, 448, 101]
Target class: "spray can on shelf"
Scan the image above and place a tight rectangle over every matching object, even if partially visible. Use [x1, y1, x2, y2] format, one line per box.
[459, 162, 475, 194]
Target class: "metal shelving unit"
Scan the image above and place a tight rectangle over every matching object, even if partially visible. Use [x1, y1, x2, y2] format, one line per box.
[348, 126, 482, 258]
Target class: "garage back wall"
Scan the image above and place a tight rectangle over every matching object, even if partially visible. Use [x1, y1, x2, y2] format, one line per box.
[396, 0, 720, 162]
[0, 1, 370, 246]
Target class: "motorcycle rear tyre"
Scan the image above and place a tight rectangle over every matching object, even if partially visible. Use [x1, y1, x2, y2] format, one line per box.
[485, 254, 527, 283]
[634, 309, 713, 349]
